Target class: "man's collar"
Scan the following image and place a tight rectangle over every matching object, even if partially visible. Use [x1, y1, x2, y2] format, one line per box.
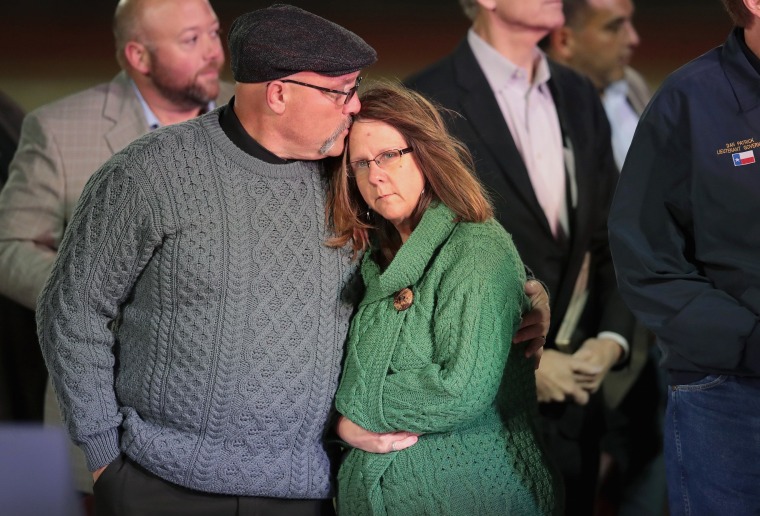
[736, 27, 760, 77]
[467, 28, 552, 90]
[218, 97, 291, 165]
[604, 79, 629, 99]
[130, 80, 216, 131]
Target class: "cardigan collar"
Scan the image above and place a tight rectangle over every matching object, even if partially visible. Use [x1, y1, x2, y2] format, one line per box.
[360, 202, 457, 304]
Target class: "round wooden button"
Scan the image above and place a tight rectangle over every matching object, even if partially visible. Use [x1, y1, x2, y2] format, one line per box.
[393, 288, 413, 311]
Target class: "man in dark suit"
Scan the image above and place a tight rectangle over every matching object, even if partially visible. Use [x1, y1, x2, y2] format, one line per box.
[544, 2, 667, 514]
[406, 0, 634, 513]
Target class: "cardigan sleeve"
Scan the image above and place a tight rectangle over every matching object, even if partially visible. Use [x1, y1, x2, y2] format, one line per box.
[36, 152, 162, 470]
[378, 236, 527, 434]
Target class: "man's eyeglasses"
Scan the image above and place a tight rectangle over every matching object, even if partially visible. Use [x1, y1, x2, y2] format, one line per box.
[348, 147, 414, 177]
[280, 76, 363, 105]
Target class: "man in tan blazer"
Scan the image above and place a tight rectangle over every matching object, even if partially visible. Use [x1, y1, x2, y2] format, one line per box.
[0, 0, 234, 309]
[0, 0, 233, 499]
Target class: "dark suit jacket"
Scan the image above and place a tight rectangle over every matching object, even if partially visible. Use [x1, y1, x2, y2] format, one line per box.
[406, 40, 633, 353]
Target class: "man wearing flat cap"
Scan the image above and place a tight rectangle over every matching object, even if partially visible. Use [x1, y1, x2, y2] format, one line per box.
[36, 4, 374, 515]
[37, 4, 550, 514]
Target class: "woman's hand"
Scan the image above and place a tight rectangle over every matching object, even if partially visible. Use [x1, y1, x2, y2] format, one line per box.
[336, 415, 419, 453]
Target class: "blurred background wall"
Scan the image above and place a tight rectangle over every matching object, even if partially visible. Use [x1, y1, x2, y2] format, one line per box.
[0, 0, 733, 113]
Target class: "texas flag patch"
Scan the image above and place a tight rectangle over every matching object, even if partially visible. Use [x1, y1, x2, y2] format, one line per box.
[733, 150, 756, 166]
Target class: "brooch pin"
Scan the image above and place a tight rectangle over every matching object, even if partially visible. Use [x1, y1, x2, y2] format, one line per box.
[393, 288, 414, 311]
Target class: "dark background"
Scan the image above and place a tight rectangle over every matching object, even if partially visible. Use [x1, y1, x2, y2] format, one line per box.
[0, 0, 733, 112]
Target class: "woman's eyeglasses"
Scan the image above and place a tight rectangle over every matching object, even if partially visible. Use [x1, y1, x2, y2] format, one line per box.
[348, 148, 414, 178]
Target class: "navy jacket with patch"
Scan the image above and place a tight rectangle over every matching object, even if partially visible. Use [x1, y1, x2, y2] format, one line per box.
[609, 28, 760, 383]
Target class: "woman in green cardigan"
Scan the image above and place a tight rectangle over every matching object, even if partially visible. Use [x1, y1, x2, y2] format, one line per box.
[327, 83, 559, 515]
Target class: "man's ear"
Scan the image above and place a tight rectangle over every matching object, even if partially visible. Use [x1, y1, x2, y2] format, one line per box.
[744, 0, 760, 21]
[550, 26, 576, 62]
[265, 81, 287, 115]
[124, 41, 150, 74]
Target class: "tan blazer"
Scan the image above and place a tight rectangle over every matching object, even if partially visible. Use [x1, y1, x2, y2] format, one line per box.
[0, 72, 234, 309]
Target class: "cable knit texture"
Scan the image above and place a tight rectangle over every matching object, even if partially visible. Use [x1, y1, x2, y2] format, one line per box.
[335, 203, 559, 515]
[36, 110, 355, 497]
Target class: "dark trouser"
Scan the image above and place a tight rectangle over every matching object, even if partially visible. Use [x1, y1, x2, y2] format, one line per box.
[0, 297, 46, 421]
[600, 344, 667, 516]
[94, 455, 336, 516]
[540, 392, 605, 516]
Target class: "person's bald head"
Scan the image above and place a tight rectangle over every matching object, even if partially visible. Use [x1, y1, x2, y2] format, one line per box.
[114, 0, 154, 67]
[112, 0, 224, 110]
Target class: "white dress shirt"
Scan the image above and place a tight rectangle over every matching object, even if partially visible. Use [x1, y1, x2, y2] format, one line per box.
[602, 79, 640, 171]
[468, 29, 568, 238]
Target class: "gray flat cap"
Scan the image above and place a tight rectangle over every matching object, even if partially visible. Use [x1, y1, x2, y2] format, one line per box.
[228, 3, 377, 83]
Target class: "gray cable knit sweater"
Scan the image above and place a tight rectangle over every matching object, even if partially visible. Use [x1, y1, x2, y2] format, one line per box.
[36, 110, 355, 498]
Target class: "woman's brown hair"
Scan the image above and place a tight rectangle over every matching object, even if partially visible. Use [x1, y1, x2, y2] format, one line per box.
[326, 81, 493, 264]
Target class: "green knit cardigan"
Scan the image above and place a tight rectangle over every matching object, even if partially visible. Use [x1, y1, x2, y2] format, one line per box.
[335, 203, 558, 515]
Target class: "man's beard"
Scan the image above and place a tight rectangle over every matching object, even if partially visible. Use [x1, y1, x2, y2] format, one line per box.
[319, 116, 353, 156]
[150, 60, 221, 109]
